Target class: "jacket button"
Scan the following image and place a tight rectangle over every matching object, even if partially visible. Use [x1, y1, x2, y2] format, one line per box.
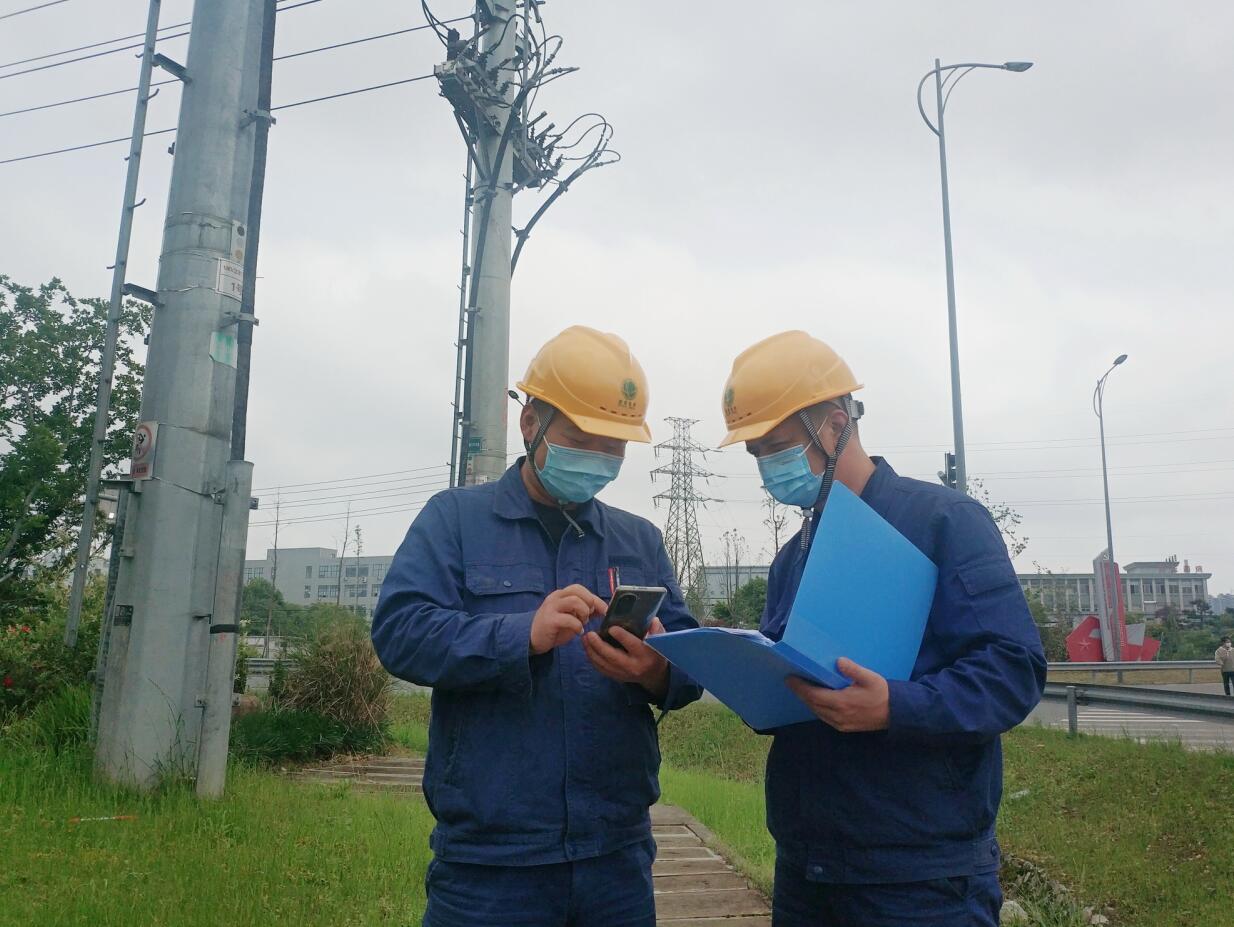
[810, 865, 823, 877]
[502, 580, 512, 588]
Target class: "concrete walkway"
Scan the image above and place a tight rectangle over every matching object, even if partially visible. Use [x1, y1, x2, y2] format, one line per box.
[293, 755, 771, 925]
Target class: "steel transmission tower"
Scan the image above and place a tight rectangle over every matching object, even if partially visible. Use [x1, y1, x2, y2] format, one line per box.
[652, 418, 712, 603]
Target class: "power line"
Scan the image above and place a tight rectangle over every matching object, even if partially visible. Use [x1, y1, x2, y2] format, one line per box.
[1, 72, 437, 164]
[254, 463, 449, 494]
[250, 497, 436, 528]
[0, 0, 323, 78]
[0, 0, 70, 21]
[271, 73, 435, 112]
[0, 78, 177, 119]
[273, 16, 470, 63]
[2, 17, 466, 120]
[0, 32, 189, 82]
[0, 20, 189, 70]
[0, 126, 175, 165]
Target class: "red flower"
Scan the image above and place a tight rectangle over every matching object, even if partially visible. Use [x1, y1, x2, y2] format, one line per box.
[2, 676, 12, 689]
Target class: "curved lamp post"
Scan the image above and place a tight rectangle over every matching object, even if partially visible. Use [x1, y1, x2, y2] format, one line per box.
[1094, 354, 1128, 564]
[917, 60, 1033, 495]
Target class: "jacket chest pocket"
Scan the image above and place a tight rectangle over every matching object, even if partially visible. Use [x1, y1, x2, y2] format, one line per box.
[463, 562, 550, 613]
[594, 564, 652, 600]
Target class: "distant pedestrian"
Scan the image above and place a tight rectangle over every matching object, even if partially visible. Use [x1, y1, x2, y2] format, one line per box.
[1216, 637, 1234, 696]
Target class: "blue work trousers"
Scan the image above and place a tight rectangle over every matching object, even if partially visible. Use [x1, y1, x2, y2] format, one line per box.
[772, 854, 1001, 927]
[423, 839, 656, 927]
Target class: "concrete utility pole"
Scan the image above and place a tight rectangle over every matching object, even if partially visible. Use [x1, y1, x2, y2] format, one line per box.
[64, 0, 164, 648]
[460, 0, 518, 485]
[437, 2, 617, 485]
[95, 0, 266, 790]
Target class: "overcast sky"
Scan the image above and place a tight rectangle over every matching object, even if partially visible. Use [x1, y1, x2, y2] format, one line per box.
[3, 0, 1232, 593]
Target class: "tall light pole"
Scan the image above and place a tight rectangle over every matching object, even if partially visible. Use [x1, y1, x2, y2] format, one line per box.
[1094, 354, 1128, 565]
[917, 59, 1033, 495]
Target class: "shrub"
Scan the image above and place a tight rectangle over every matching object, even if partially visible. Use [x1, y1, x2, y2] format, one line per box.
[268, 658, 288, 703]
[230, 707, 386, 765]
[281, 617, 391, 731]
[1, 578, 101, 722]
[233, 643, 256, 694]
[2, 684, 91, 750]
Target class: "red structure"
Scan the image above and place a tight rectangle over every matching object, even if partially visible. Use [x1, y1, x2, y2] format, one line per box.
[1064, 552, 1160, 662]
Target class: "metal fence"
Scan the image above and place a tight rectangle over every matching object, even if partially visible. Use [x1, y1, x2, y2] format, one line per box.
[1042, 681, 1234, 734]
[1046, 660, 1219, 685]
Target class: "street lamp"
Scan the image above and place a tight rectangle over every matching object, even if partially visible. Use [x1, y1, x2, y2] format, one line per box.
[1094, 354, 1128, 565]
[917, 60, 1033, 495]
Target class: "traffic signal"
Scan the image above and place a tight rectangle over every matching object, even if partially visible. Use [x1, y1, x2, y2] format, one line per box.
[938, 452, 957, 490]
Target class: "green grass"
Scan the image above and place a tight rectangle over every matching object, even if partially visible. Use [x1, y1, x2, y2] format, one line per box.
[657, 700, 1234, 927]
[387, 691, 431, 753]
[10, 691, 1231, 927]
[1000, 726, 1234, 927]
[1, 743, 434, 926]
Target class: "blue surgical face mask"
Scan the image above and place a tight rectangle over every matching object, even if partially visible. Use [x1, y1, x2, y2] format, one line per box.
[534, 442, 623, 503]
[757, 444, 822, 508]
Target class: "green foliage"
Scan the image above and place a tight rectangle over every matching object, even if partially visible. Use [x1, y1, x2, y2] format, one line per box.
[240, 578, 353, 643]
[387, 692, 431, 753]
[0, 276, 150, 595]
[229, 707, 386, 765]
[1, 684, 90, 750]
[268, 658, 289, 702]
[1150, 621, 1234, 660]
[711, 577, 767, 628]
[282, 617, 391, 731]
[233, 643, 256, 694]
[1025, 589, 1070, 662]
[0, 573, 103, 720]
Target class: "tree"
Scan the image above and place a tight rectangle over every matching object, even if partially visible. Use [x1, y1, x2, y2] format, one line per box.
[0, 276, 150, 615]
[968, 476, 1028, 559]
[711, 577, 767, 629]
[762, 492, 789, 555]
[1024, 589, 1068, 662]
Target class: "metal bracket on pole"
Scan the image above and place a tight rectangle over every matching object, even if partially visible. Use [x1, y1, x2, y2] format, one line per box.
[239, 109, 276, 130]
[219, 308, 259, 328]
[153, 54, 190, 83]
[122, 283, 162, 307]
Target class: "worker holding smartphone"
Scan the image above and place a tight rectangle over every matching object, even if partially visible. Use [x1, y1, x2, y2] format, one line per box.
[372, 326, 702, 927]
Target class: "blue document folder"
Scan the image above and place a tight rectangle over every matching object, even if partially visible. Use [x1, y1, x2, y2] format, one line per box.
[648, 483, 938, 730]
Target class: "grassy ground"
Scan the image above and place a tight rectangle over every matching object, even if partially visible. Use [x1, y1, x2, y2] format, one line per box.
[8, 693, 1231, 926]
[1, 743, 434, 926]
[657, 701, 1234, 927]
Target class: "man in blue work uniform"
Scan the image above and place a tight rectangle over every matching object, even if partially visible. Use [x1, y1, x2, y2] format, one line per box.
[372, 326, 702, 927]
[718, 331, 1046, 926]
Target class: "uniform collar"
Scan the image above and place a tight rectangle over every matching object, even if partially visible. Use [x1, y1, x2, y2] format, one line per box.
[859, 457, 897, 504]
[493, 458, 607, 538]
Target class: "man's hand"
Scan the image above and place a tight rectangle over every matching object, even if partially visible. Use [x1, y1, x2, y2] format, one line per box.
[786, 658, 890, 732]
[583, 617, 671, 698]
[530, 585, 607, 655]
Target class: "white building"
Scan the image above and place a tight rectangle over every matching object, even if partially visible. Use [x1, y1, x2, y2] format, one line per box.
[244, 547, 394, 620]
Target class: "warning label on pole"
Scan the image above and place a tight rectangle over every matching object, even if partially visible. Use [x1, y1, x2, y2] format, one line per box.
[216, 258, 244, 301]
[130, 421, 159, 481]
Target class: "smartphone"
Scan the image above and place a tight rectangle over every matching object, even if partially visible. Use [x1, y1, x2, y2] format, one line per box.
[599, 585, 667, 648]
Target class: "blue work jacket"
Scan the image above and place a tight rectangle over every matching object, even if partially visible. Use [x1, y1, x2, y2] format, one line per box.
[371, 462, 702, 866]
[763, 459, 1046, 884]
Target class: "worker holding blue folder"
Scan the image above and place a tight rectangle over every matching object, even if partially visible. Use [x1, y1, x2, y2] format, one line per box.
[718, 332, 1046, 927]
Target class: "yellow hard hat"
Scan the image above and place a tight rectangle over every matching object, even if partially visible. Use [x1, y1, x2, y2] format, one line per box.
[516, 326, 653, 443]
[719, 331, 862, 447]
